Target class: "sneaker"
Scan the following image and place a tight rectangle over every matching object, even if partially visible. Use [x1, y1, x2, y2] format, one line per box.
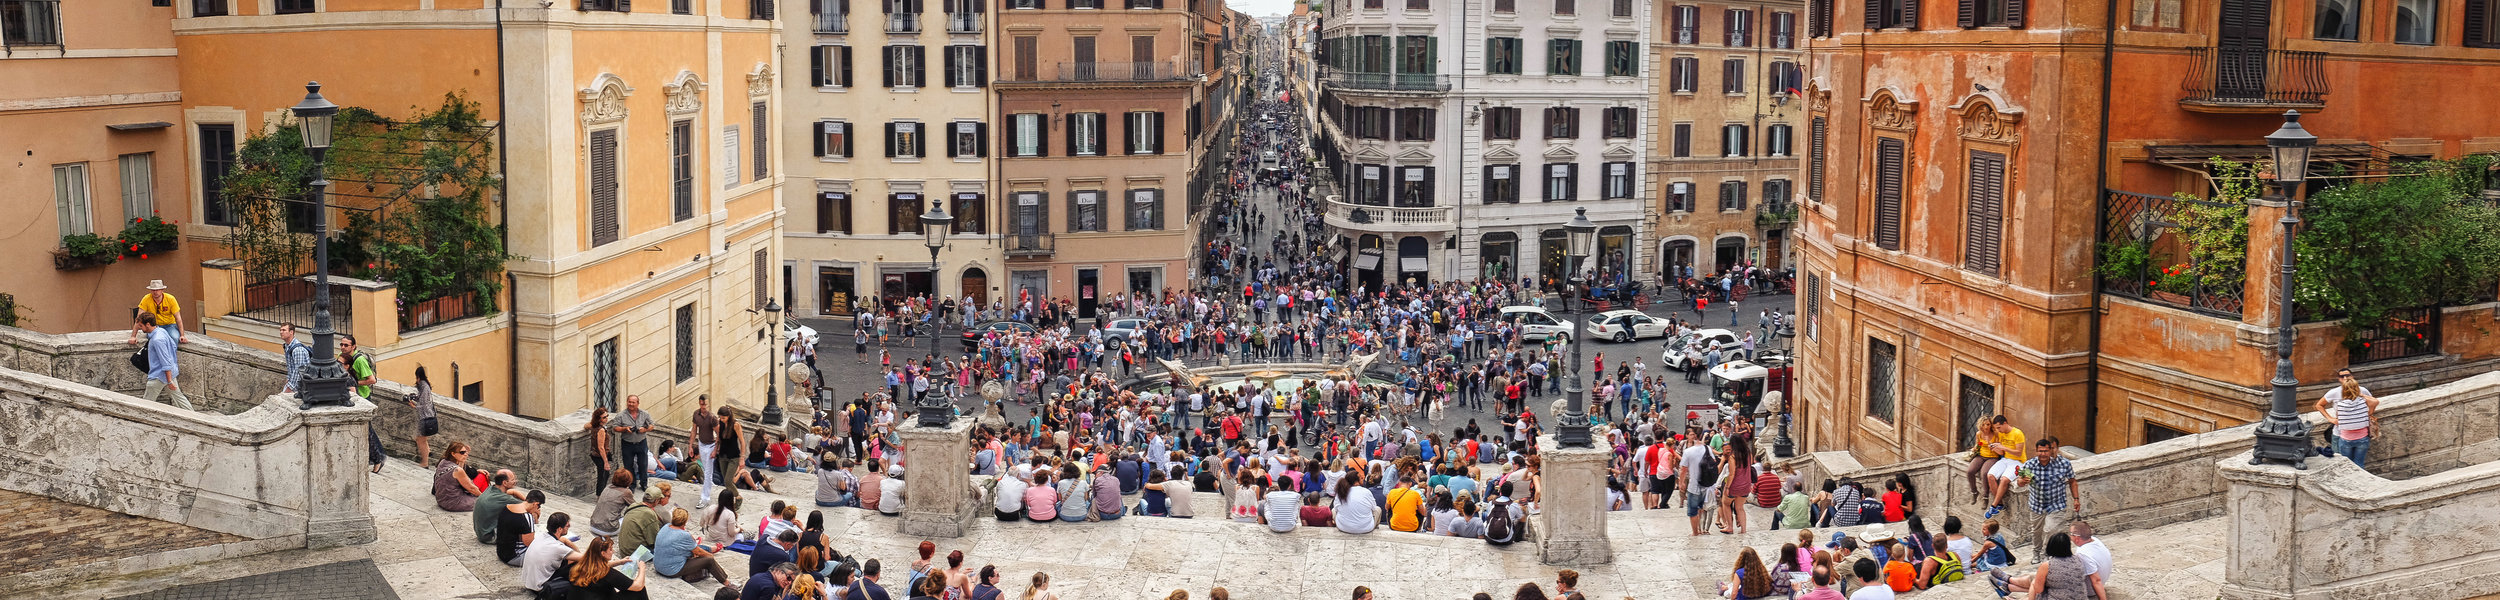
[1984, 505, 2002, 519]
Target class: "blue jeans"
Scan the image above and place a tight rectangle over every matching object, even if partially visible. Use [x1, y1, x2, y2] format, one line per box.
[2335, 436, 2373, 469]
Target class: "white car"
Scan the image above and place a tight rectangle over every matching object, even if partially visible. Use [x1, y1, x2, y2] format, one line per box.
[1585, 309, 1672, 343]
[1500, 306, 1572, 342]
[1662, 328, 1742, 371]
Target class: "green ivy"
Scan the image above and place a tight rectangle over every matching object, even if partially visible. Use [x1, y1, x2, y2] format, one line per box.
[223, 92, 514, 314]
[2294, 155, 2500, 333]
[2168, 159, 2258, 296]
[0, 292, 19, 328]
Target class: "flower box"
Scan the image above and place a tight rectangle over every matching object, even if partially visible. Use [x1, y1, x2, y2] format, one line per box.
[52, 249, 116, 271]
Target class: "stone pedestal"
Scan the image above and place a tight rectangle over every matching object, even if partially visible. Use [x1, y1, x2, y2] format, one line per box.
[1536, 434, 1613, 566]
[898, 419, 978, 538]
[301, 397, 378, 549]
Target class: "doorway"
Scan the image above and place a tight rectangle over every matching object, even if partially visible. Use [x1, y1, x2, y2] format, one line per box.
[1713, 237, 1746, 274]
[1396, 236, 1430, 286]
[1663, 240, 1696, 281]
[1011, 270, 1049, 306]
[960, 267, 989, 308]
[2215, 0, 2272, 99]
[1127, 267, 1160, 297]
[818, 267, 856, 315]
[1076, 268, 1100, 318]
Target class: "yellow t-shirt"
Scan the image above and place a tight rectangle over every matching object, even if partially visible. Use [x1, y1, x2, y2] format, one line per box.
[138, 292, 181, 326]
[1988, 427, 2028, 462]
[1386, 486, 1423, 532]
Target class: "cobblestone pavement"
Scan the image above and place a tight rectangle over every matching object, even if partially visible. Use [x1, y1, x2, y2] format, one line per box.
[0, 489, 244, 577]
[104, 559, 397, 600]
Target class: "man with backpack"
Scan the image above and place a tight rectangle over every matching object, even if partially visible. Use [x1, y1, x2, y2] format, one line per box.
[1484, 484, 1524, 546]
[1683, 437, 1718, 535]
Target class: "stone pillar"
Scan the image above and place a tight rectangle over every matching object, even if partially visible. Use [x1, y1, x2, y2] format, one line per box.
[2217, 451, 2305, 600]
[301, 397, 379, 549]
[1536, 434, 1613, 566]
[343, 278, 400, 349]
[898, 419, 977, 538]
[199, 259, 245, 319]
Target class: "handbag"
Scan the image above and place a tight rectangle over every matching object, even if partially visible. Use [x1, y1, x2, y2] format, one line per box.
[130, 349, 151, 374]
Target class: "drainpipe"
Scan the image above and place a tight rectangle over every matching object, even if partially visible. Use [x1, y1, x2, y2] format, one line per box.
[496, 0, 521, 415]
[2084, 0, 2120, 450]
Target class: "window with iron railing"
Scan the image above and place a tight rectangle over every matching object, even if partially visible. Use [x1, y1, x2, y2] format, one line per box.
[1, 0, 61, 46]
[813, 0, 848, 32]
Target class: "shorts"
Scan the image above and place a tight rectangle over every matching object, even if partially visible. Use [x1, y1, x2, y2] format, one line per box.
[1648, 477, 1674, 495]
[1685, 490, 1711, 516]
[1987, 458, 2022, 480]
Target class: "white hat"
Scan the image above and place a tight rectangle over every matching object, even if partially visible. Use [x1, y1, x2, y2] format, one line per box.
[1860, 525, 1895, 543]
[146, 280, 168, 290]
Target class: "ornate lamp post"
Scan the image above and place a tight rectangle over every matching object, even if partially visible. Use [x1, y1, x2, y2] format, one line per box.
[2251, 110, 2317, 468]
[1557, 207, 1598, 448]
[760, 298, 786, 427]
[291, 82, 354, 411]
[917, 203, 955, 428]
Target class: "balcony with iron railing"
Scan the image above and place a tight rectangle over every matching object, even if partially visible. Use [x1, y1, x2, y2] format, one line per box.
[1004, 233, 1055, 256]
[1320, 68, 1450, 92]
[2179, 45, 2329, 113]
[946, 12, 980, 33]
[1323, 197, 1454, 232]
[887, 12, 920, 33]
[1003, 61, 1189, 83]
[813, 12, 848, 33]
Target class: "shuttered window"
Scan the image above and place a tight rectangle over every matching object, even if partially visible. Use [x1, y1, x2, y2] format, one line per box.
[589, 128, 620, 247]
[1809, 117, 1828, 201]
[811, 45, 855, 87]
[1672, 123, 1691, 157]
[818, 192, 851, 233]
[814, 120, 854, 159]
[672, 120, 694, 221]
[1867, 0, 1917, 29]
[1811, 0, 1834, 36]
[1874, 137, 1905, 251]
[1013, 36, 1039, 80]
[1965, 150, 2007, 277]
[1485, 107, 1521, 140]
[2468, 0, 2496, 47]
[752, 249, 771, 309]
[752, 102, 769, 180]
[1958, 0, 2023, 27]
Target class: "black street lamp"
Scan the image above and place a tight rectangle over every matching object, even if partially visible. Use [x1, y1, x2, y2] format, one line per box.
[291, 82, 354, 411]
[1557, 207, 1598, 448]
[2251, 109, 2317, 468]
[761, 298, 786, 427]
[917, 203, 955, 428]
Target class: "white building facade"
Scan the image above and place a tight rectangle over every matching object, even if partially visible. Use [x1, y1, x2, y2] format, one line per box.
[1314, 0, 1652, 289]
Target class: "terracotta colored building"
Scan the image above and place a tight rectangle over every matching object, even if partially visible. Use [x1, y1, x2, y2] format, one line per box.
[1, 1, 200, 334]
[991, 0, 1231, 316]
[1793, 0, 2500, 462]
[168, 0, 786, 425]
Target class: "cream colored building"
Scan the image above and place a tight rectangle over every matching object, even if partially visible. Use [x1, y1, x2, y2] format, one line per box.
[781, 0, 1005, 315]
[169, 0, 786, 428]
[1648, 0, 1804, 276]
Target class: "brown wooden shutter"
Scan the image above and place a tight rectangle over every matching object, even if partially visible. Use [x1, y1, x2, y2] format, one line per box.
[2468, 0, 2493, 47]
[1965, 150, 2006, 277]
[1674, 123, 1691, 157]
[1957, 0, 1976, 27]
[1810, 117, 1827, 200]
[1875, 138, 1905, 251]
[2004, 0, 2025, 26]
[1865, 0, 1881, 28]
[752, 102, 769, 180]
[589, 129, 620, 247]
[1814, 0, 1833, 35]
[1724, 9, 1737, 44]
[1901, 0, 1919, 28]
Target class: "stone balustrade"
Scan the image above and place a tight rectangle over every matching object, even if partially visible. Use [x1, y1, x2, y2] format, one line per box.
[2222, 451, 2500, 600]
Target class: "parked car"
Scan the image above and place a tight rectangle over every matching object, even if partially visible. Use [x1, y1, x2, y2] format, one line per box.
[1585, 309, 1672, 343]
[1100, 318, 1148, 344]
[1500, 306, 1572, 342]
[1661, 328, 1742, 371]
[961, 321, 1038, 352]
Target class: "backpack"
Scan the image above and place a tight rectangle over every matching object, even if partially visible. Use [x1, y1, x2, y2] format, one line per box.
[1927, 551, 1966, 586]
[537, 560, 577, 600]
[1484, 499, 1517, 544]
[1696, 454, 1720, 487]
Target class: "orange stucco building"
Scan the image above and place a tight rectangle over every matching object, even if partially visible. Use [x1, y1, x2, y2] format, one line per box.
[1792, 0, 2500, 462]
[152, 0, 786, 425]
[2, 1, 200, 334]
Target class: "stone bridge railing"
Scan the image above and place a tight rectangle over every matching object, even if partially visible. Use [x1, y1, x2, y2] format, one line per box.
[0, 328, 375, 593]
[2222, 450, 2500, 600]
[1783, 370, 2500, 550]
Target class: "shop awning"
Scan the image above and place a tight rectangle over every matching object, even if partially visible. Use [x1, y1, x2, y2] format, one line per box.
[1400, 257, 1428, 272]
[1354, 249, 1382, 271]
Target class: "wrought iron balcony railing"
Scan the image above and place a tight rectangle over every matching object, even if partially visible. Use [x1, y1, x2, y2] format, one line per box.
[2180, 45, 2329, 112]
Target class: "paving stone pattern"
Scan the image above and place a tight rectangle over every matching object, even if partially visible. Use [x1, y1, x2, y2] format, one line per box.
[0, 488, 244, 576]
[105, 559, 398, 600]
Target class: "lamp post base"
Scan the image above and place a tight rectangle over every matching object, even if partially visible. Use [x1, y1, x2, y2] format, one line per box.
[760, 387, 785, 427]
[296, 362, 355, 410]
[2250, 415, 2310, 469]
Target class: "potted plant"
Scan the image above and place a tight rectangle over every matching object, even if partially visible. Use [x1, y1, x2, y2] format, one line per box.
[2095, 241, 2153, 290]
[116, 215, 181, 258]
[2149, 263, 2198, 304]
[54, 233, 122, 271]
